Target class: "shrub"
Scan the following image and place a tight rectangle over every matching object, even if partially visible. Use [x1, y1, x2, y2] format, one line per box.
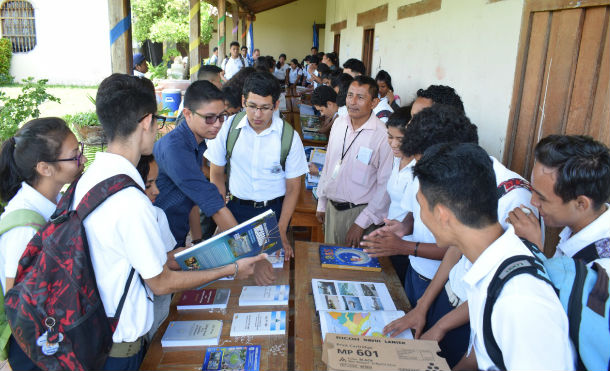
[0, 38, 13, 85]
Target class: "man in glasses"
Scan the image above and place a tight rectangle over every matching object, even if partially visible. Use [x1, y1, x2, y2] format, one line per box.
[205, 72, 309, 264]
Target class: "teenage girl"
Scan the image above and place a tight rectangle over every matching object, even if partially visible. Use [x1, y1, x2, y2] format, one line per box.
[376, 70, 401, 110]
[288, 58, 303, 86]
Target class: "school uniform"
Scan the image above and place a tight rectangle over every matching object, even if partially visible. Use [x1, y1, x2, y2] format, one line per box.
[372, 97, 393, 123]
[221, 56, 245, 80]
[379, 95, 401, 111]
[274, 63, 289, 81]
[288, 67, 303, 84]
[464, 226, 575, 370]
[554, 204, 610, 261]
[204, 113, 308, 223]
[72, 152, 167, 369]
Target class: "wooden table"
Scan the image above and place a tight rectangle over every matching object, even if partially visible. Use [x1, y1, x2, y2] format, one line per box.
[140, 261, 291, 370]
[290, 180, 324, 243]
[293, 241, 411, 371]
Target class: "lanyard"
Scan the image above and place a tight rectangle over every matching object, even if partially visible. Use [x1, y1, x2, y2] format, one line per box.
[341, 125, 363, 162]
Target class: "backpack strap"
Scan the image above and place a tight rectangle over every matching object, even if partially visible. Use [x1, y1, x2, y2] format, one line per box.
[376, 110, 393, 120]
[497, 178, 532, 199]
[74, 174, 143, 220]
[573, 238, 610, 264]
[225, 111, 247, 191]
[279, 119, 295, 171]
[587, 262, 610, 317]
[0, 209, 46, 235]
[482, 255, 551, 371]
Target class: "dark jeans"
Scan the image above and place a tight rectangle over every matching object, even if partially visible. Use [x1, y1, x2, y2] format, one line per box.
[102, 346, 145, 371]
[8, 336, 41, 371]
[404, 263, 431, 307]
[390, 255, 409, 286]
[227, 199, 283, 224]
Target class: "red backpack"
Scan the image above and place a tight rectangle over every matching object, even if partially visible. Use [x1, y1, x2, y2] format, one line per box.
[4, 174, 142, 370]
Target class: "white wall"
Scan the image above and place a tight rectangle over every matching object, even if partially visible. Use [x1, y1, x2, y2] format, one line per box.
[325, 0, 524, 159]
[6, 0, 112, 85]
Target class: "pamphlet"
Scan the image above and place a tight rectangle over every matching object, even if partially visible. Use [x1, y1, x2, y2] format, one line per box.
[230, 311, 286, 336]
[175, 210, 282, 271]
[311, 279, 396, 311]
[319, 246, 381, 272]
[177, 288, 230, 310]
[161, 320, 222, 347]
[202, 345, 261, 371]
[319, 310, 412, 340]
[239, 285, 289, 306]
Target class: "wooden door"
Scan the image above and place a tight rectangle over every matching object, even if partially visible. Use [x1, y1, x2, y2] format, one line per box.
[504, 1, 610, 177]
[362, 28, 374, 76]
[333, 33, 340, 57]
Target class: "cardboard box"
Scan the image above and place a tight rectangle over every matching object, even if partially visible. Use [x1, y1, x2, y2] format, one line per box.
[322, 334, 450, 371]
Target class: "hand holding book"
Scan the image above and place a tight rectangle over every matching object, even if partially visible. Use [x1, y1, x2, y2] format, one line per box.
[235, 254, 269, 280]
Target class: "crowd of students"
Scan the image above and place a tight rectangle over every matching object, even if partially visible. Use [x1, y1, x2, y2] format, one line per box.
[0, 43, 608, 371]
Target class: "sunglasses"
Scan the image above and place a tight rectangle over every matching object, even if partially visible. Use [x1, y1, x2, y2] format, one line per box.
[138, 113, 167, 129]
[49, 142, 85, 167]
[191, 110, 228, 125]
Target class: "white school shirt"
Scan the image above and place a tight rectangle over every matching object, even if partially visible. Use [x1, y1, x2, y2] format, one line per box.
[555, 204, 610, 259]
[0, 182, 59, 293]
[372, 97, 394, 123]
[155, 206, 177, 252]
[386, 157, 415, 221]
[72, 152, 167, 342]
[288, 67, 303, 84]
[448, 156, 538, 302]
[222, 56, 245, 80]
[463, 226, 575, 371]
[379, 95, 401, 107]
[337, 106, 348, 117]
[274, 64, 289, 80]
[204, 113, 309, 202]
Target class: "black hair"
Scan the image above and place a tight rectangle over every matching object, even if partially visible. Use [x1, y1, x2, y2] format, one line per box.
[334, 73, 354, 107]
[375, 70, 394, 91]
[183, 80, 224, 111]
[311, 46, 318, 51]
[317, 63, 330, 75]
[290, 58, 301, 68]
[325, 52, 338, 66]
[230, 41, 240, 48]
[535, 135, 610, 209]
[343, 58, 366, 75]
[400, 104, 478, 157]
[254, 56, 274, 73]
[417, 85, 464, 112]
[279, 53, 286, 60]
[0, 117, 72, 202]
[309, 55, 320, 65]
[213, 46, 218, 52]
[96, 73, 157, 142]
[243, 71, 281, 104]
[386, 106, 411, 129]
[311, 85, 337, 107]
[224, 67, 256, 93]
[331, 72, 352, 89]
[351, 75, 379, 99]
[197, 64, 222, 81]
[136, 154, 155, 183]
[317, 52, 325, 57]
[414, 142, 498, 228]
[222, 85, 242, 109]
[241, 46, 247, 51]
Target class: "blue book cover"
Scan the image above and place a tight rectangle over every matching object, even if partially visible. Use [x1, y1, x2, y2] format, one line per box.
[319, 245, 381, 272]
[202, 345, 261, 371]
[175, 210, 282, 271]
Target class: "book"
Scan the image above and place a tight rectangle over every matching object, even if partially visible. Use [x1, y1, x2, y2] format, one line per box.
[175, 210, 282, 271]
[230, 311, 286, 336]
[311, 279, 397, 311]
[177, 288, 230, 310]
[239, 285, 289, 306]
[202, 345, 261, 371]
[319, 246, 382, 272]
[161, 320, 222, 347]
[312, 187, 318, 200]
[266, 251, 285, 268]
[318, 310, 412, 341]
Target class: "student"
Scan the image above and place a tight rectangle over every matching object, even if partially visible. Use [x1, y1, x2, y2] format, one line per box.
[316, 76, 393, 247]
[322, 52, 338, 71]
[311, 85, 339, 136]
[133, 53, 148, 77]
[254, 56, 274, 74]
[221, 41, 246, 80]
[197, 65, 223, 89]
[206, 47, 219, 66]
[205, 72, 309, 260]
[375, 70, 401, 110]
[76, 74, 265, 370]
[408, 142, 575, 370]
[412, 85, 464, 114]
[274, 53, 289, 82]
[223, 85, 242, 116]
[0, 118, 85, 371]
[252, 48, 260, 62]
[509, 135, 610, 261]
[305, 55, 320, 88]
[310, 46, 318, 57]
[288, 59, 303, 86]
[372, 79, 394, 123]
[342, 58, 366, 77]
[331, 73, 354, 117]
[240, 46, 253, 67]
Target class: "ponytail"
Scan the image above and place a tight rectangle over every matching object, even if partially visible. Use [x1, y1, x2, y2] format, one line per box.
[0, 137, 23, 202]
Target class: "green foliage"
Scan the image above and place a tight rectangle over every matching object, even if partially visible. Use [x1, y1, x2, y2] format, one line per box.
[63, 111, 99, 128]
[0, 78, 60, 142]
[0, 38, 14, 86]
[147, 48, 182, 80]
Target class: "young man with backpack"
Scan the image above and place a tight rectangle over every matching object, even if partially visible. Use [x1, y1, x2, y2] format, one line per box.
[412, 142, 575, 370]
[221, 41, 246, 80]
[205, 72, 309, 261]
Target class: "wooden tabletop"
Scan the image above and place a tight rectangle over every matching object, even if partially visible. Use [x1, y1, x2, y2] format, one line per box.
[140, 260, 291, 371]
[293, 241, 411, 371]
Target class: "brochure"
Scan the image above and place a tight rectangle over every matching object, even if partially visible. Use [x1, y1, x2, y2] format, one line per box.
[177, 288, 230, 310]
[230, 311, 286, 336]
[319, 310, 412, 341]
[311, 279, 396, 312]
[161, 320, 222, 347]
[202, 345, 261, 371]
[239, 285, 289, 306]
[319, 246, 381, 272]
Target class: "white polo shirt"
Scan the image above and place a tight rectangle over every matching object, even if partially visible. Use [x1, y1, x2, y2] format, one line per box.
[464, 226, 575, 371]
[72, 152, 167, 342]
[372, 97, 394, 123]
[555, 204, 610, 259]
[155, 206, 177, 252]
[288, 67, 302, 84]
[0, 182, 59, 293]
[204, 113, 309, 202]
[274, 64, 289, 80]
[386, 157, 415, 221]
[222, 56, 245, 80]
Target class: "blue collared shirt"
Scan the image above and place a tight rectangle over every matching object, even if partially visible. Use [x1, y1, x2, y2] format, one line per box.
[154, 120, 225, 246]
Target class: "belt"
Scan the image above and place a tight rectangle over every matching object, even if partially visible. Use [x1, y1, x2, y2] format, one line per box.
[330, 200, 366, 211]
[109, 336, 143, 358]
[231, 196, 284, 208]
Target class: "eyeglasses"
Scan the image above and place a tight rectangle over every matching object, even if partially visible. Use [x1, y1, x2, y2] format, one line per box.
[49, 142, 85, 167]
[191, 110, 228, 125]
[138, 113, 167, 129]
[245, 102, 274, 113]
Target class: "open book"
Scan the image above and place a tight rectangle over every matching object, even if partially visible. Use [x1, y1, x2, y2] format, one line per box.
[175, 210, 282, 271]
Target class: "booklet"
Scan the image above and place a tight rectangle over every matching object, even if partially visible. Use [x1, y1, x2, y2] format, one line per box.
[230, 311, 286, 336]
[319, 246, 382, 272]
[175, 210, 282, 271]
[202, 345, 261, 371]
[318, 310, 412, 341]
[239, 285, 289, 306]
[177, 288, 230, 310]
[161, 320, 222, 347]
[311, 279, 396, 312]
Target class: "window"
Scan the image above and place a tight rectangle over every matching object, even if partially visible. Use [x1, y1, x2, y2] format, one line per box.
[1, 0, 36, 53]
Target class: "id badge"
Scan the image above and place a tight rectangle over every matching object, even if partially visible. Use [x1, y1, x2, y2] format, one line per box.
[331, 161, 341, 179]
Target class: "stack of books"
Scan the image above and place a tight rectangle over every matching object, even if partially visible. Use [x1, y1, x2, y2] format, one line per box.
[305, 146, 326, 190]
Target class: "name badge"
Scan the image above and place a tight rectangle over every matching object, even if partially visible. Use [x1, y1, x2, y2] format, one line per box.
[271, 164, 283, 174]
[357, 146, 373, 165]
